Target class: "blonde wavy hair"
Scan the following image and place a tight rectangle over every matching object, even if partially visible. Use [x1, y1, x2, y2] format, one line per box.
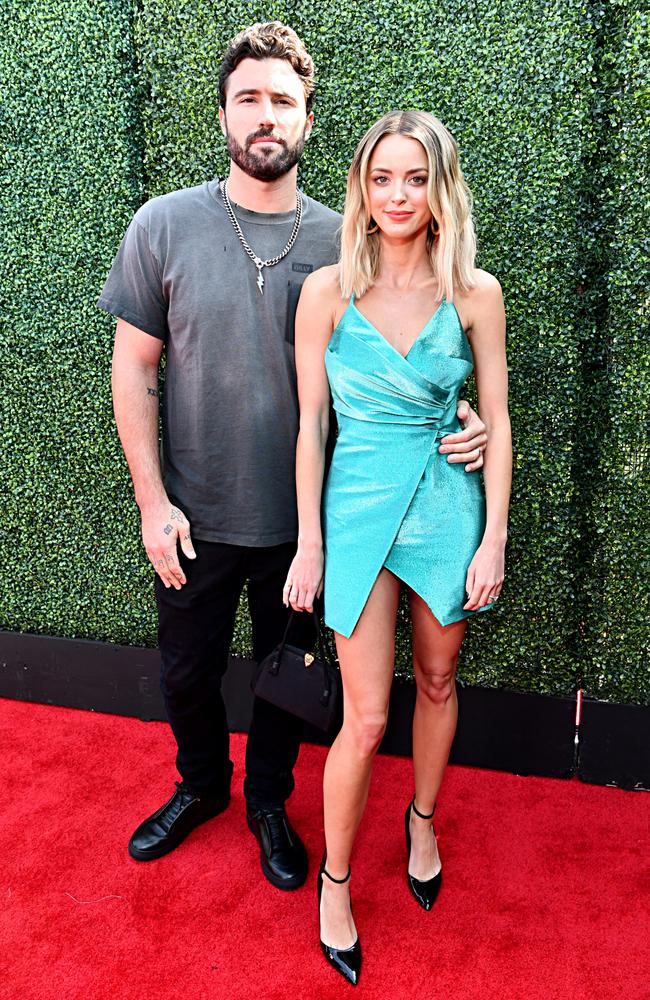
[339, 110, 476, 301]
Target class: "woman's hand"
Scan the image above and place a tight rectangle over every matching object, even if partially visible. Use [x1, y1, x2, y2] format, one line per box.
[463, 535, 505, 611]
[438, 399, 487, 472]
[283, 542, 324, 613]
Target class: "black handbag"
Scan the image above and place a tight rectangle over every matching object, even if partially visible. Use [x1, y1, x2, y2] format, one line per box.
[253, 610, 342, 733]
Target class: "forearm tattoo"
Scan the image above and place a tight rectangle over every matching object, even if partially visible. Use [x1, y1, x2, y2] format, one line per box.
[147, 387, 159, 397]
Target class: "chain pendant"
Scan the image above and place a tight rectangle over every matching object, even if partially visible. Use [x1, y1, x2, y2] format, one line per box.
[220, 179, 301, 298]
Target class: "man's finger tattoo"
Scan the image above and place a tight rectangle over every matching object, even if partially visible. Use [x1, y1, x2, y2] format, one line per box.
[163, 524, 172, 535]
[184, 533, 191, 540]
[147, 387, 159, 397]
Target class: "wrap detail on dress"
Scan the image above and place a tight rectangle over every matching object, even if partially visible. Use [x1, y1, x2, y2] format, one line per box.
[323, 296, 492, 638]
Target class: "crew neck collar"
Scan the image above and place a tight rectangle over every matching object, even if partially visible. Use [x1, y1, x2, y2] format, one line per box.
[207, 178, 306, 225]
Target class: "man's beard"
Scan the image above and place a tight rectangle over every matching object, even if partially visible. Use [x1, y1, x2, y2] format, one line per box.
[226, 126, 306, 181]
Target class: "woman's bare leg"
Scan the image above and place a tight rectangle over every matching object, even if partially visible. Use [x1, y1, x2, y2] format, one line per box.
[408, 590, 466, 880]
[320, 569, 400, 948]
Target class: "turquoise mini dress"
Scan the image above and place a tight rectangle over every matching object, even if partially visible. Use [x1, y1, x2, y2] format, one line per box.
[323, 295, 492, 638]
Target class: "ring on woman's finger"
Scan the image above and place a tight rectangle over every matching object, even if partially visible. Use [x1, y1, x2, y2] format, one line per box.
[488, 594, 499, 602]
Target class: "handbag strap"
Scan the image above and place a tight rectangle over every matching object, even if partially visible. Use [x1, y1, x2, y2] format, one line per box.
[276, 608, 327, 659]
[274, 609, 334, 702]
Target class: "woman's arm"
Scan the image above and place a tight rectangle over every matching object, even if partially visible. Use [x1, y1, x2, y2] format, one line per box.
[284, 266, 340, 613]
[462, 272, 512, 610]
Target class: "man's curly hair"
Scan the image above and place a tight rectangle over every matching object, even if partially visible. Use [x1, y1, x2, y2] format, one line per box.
[219, 21, 315, 112]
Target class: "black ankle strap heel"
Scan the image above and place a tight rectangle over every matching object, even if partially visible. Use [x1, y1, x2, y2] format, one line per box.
[411, 798, 435, 821]
[405, 799, 442, 912]
[321, 864, 351, 884]
[317, 854, 361, 986]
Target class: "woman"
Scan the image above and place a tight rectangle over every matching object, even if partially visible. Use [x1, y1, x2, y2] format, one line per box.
[284, 110, 511, 986]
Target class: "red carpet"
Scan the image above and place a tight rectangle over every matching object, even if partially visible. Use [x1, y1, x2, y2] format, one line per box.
[1, 696, 648, 1000]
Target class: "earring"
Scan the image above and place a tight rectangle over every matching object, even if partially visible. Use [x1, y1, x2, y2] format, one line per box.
[367, 217, 379, 235]
[429, 218, 440, 239]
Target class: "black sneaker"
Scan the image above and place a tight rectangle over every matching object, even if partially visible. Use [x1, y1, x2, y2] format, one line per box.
[128, 781, 229, 861]
[246, 805, 308, 890]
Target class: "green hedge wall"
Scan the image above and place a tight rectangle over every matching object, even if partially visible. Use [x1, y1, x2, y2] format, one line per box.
[579, 3, 650, 703]
[0, 2, 148, 637]
[1, 1, 648, 704]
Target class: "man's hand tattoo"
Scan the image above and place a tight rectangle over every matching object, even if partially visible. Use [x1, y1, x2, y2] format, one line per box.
[170, 509, 183, 521]
[147, 387, 159, 397]
[163, 524, 172, 535]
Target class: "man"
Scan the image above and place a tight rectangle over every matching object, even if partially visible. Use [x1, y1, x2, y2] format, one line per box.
[99, 22, 488, 890]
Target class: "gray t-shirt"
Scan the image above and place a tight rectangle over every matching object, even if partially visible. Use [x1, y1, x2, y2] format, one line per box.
[99, 179, 341, 545]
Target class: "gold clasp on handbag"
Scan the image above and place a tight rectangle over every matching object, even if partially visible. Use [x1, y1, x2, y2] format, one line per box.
[304, 653, 314, 667]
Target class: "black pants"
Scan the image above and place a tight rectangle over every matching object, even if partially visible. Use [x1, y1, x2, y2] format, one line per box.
[155, 539, 316, 809]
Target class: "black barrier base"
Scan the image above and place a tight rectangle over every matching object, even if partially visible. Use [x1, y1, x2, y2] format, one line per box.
[577, 697, 650, 791]
[1, 631, 647, 789]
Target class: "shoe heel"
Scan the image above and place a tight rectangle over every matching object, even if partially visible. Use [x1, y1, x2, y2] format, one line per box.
[405, 798, 442, 912]
[317, 852, 362, 986]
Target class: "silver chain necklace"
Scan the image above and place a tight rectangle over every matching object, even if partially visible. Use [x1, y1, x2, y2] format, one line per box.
[220, 178, 303, 294]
